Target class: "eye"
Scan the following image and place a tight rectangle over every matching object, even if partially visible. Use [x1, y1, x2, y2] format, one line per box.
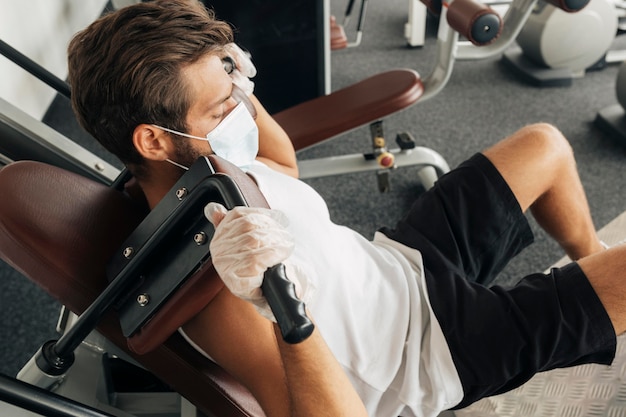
[222, 56, 236, 75]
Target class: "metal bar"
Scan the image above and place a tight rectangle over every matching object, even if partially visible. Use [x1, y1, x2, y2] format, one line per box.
[0, 39, 72, 99]
[0, 373, 114, 417]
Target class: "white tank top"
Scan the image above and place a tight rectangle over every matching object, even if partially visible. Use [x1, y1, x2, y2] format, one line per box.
[247, 162, 463, 417]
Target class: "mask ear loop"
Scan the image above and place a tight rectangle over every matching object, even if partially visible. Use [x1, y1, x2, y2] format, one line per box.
[165, 158, 189, 171]
[152, 124, 208, 141]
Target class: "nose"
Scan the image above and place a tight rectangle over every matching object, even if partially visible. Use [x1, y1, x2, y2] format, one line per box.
[230, 83, 257, 119]
[222, 96, 239, 118]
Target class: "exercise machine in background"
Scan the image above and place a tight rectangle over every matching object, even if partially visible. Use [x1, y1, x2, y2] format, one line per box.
[502, 0, 621, 86]
[595, 59, 626, 145]
[331, 0, 369, 50]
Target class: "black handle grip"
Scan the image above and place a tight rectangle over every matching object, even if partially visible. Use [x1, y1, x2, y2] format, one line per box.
[262, 264, 315, 344]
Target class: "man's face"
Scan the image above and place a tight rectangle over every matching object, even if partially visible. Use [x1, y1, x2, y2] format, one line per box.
[175, 53, 239, 164]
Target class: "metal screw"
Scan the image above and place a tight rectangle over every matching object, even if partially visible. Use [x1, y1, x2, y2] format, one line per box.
[123, 247, 134, 259]
[194, 232, 207, 245]
[175, 187, 188, 200]
[137, 294, 150, 307]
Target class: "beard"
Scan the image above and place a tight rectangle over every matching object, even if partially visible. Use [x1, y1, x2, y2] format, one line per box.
[172, 136, 205, 168]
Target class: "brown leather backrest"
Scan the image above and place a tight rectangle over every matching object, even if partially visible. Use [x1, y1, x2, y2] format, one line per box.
[0, 161, 145, 310]
[0, 160, 265, 417]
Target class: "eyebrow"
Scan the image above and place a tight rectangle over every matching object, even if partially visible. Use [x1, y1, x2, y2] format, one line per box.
[207, 84, 234, 111]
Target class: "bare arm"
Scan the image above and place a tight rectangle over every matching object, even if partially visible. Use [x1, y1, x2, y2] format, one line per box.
[183, 289, 368, 417]
[182, 289, 291, 416]
[274, 324, 369, 417]
[196, 204, 367, 416]
[251, 94, 299, 178]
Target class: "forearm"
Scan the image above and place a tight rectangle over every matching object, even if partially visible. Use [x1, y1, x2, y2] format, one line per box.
[251, 95, 299, 178]
[274, 325, 369, 417]
[204, 204, 363, 415]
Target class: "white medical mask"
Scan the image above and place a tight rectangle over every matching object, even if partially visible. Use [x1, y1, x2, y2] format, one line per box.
[154, 100, 259, 170]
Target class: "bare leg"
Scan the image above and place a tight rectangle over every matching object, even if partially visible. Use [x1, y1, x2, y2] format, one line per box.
[483, 123, 604, 260]
[577, 244, 626, 334]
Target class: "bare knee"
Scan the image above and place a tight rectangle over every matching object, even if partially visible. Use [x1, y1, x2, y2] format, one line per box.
[515, 123, 574, 166]
[486, 123, 573, 162]
[483, 123, 577, 212]
[484, 123, 575, 180]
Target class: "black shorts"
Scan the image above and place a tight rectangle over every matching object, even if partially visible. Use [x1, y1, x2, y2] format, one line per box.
[380, 153, 616, 409]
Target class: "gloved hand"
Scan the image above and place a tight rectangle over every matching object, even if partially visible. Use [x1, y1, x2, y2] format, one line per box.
[205, 202, 314, 321]
[224, 43, 256, 96]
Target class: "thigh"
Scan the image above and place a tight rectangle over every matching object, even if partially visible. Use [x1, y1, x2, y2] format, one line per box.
[432, 262, 616, 409]
[380, 153, 533, 285]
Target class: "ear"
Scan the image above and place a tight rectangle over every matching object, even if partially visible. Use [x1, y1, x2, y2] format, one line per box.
[132, 124, 175, 161]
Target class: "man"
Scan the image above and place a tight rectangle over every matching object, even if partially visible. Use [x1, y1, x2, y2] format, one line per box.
[67, 1, 625, 416]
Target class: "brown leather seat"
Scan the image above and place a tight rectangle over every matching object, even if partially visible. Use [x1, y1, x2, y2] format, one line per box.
[0, 159, 265, 417]
[275, 69, 423, 151]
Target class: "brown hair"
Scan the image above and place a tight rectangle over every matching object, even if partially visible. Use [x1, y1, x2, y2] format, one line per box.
[67, 0, 233, 174]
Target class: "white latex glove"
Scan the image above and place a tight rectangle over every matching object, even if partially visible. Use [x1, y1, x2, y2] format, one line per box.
[205, 202, 314, 321]
[224, 43, 256, 96]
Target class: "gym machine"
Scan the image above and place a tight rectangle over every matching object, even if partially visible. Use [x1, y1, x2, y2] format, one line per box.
[0, 0, 591, 415]
[595, 58, 626, 145]
[502, 0, 620, 86]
